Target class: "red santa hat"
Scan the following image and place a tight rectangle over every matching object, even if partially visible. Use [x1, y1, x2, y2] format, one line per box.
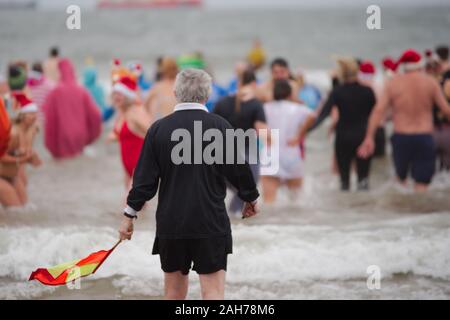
[358, 60, 376, 81]
[397, 49, 425, 71]
[12, 92, 38, 113]
[382, 57, 398, 72]
[112, 76, 137, 100]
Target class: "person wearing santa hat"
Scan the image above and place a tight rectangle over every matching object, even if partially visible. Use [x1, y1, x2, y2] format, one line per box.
[381, 57, 398, 78]
[0, 92, 42, 208]
[358, 60, 376, 84]
[358, 49, 450, 192]
[111, 76, 152, 189]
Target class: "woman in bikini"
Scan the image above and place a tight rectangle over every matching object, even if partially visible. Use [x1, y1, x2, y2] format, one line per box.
[111, 76, 152, 189]
[0, 93, 41, 208]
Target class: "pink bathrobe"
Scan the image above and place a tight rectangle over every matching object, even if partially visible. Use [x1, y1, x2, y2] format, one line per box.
[42, 58, 102, 159]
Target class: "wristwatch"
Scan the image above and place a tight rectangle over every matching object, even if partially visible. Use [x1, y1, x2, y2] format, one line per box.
[123, 212, 137, 219]
[123, 206, 138, 219]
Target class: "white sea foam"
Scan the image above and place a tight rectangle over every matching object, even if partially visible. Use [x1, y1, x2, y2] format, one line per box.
[1, 212, 449, 299]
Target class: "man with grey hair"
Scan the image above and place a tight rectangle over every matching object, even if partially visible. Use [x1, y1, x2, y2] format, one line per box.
[118, 68, 260, 299]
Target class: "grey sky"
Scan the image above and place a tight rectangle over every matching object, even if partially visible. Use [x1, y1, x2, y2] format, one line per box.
[31, 0, 450, 10]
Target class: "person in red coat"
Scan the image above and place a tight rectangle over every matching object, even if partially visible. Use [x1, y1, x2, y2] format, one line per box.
[42, 58, 101, 159]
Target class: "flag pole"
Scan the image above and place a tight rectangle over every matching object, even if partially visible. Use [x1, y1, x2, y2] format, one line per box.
[111, 239, 122, 252]
[92, 239, 122, 274]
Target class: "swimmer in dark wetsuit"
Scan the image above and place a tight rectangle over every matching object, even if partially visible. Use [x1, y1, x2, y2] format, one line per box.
[311, 57, 376, 191]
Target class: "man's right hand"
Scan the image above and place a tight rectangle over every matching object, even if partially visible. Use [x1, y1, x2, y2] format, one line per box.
[242, 201, 259, 219]
[357, 137, 375, 159]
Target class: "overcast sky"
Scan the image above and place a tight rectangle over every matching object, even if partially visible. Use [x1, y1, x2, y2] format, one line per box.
[32, 0, 450, 10]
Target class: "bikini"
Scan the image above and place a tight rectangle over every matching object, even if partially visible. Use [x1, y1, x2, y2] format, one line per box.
[115, 121, 145, 178]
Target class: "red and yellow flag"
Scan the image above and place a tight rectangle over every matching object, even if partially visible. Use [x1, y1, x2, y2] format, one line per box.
[29, 240, 121, 286]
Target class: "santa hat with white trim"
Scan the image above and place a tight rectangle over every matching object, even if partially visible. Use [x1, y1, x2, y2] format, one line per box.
[382, 57, 397, 72]
[358, 60, 376, 81]
[397, 49, 425, 71]
[112, 76, 137, 100]
[12, 92, 38, 113]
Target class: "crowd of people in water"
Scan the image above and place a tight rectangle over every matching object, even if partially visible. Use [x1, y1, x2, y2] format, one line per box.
[1, 41, 450, 211]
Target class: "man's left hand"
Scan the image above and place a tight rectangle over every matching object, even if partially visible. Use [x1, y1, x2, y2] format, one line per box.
[242, 201, 259, 219]
[119, 216, 134, 241]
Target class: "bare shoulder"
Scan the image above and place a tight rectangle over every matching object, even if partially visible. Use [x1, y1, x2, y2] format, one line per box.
[150, 82, 163, 92]
[129, 105, 147, 119]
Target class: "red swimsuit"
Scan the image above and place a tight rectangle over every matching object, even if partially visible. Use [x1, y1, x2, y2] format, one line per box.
[116, 121, 144, 178]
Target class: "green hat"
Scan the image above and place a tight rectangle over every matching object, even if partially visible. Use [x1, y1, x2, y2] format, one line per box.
[8, 66, 26, 91]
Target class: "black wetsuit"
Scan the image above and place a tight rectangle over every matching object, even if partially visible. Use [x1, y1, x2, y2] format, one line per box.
[433, 70, 450, 170]
[312, 82, 376, 190]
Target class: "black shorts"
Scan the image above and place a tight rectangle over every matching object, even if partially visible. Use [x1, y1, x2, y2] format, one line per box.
[152, 235, 232, 275]
[391, 133, 436, 184]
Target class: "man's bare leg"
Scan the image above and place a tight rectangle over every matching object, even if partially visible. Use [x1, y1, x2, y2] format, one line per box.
[286, 178, 302, 201]
[0, 178, 22, 207]
[12, 176, 27, 205]
[414, 183, 429, 193]
[397, 177, 408, 188]
[261, 176, 280, 204]
[164, 271, 189, 300]
[199, 270, 225, 300]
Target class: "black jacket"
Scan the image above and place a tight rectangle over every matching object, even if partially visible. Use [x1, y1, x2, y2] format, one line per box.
[126, 103, 259, 239]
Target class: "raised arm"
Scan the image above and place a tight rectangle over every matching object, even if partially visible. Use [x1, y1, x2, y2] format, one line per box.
[309, 90, 336, 131]
[298, 112, 316, 142]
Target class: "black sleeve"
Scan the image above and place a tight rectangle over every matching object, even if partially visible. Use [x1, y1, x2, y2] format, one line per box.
[253, 101, 266, 124]
[310, 89, 336, 131]
[220, 121, 259, 203]
[126, 125, 160, 213]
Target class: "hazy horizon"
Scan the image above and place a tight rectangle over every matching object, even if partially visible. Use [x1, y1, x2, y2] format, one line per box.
[3, 0, 449, 10]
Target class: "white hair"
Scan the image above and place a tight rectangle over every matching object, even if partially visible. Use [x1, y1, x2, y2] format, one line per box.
[174, 68, 212, 104]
